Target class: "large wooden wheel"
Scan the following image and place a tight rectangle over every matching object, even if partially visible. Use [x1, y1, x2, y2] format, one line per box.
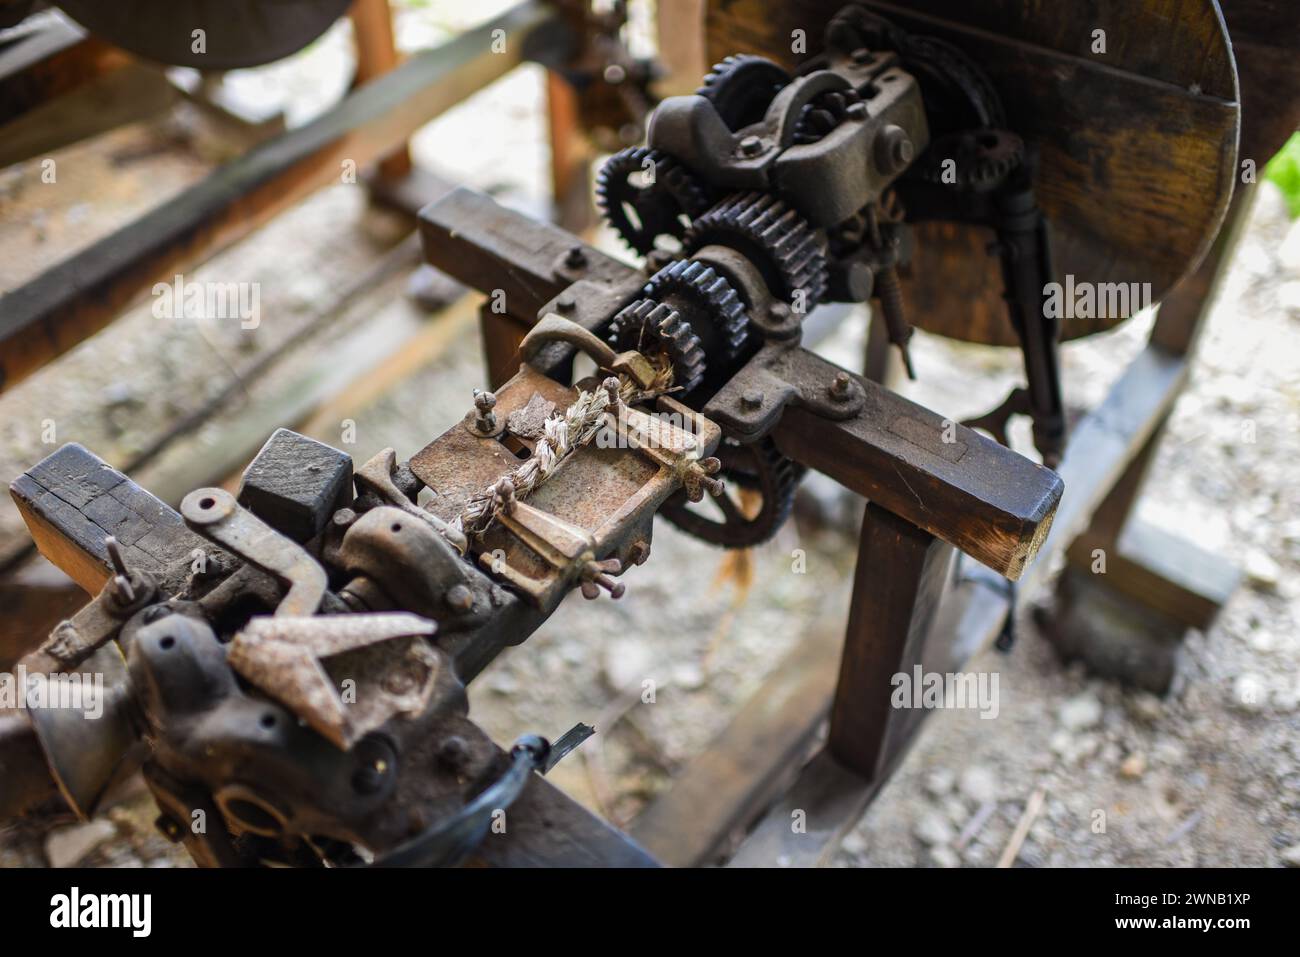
[705, 0, 1243, 345]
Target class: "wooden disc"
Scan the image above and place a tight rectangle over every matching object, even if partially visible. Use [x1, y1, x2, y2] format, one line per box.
[705, 0, 1241, 344]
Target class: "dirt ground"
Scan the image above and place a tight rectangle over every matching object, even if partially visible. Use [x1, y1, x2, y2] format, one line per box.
[1, 5, 1297, 868]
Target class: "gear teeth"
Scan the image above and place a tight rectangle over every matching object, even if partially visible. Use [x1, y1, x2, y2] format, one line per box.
[607, 299, 707, 394]
[644, 259, 750, 363]
[696, 55, 792, 131]
[596, 147, 710, 255]
[685, 191, 829, 309]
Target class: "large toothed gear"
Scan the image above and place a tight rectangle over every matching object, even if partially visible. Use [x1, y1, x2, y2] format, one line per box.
[685, 192, 830, 309]
[607, 299, 708, 395]
[596, 147, 712, 255]
[642, 259, 751, 372]
[659, 436, 802, 548]
[697, 55, 793, 131]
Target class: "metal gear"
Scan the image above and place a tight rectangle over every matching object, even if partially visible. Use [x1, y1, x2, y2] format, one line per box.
[596, 147, 711, 255]
[697, 55, 792, 131]
[606, 299, 707, 395]
[642, 259, 751, 375]
[685, 192, 830, 308]
[914, 129, 1024, 193]
[659, 437, 800, 547]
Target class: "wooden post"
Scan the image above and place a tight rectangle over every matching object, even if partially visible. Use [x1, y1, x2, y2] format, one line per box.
[350, 0, 413, 182]
[828, 503, 957, 779]
[546, 69, 593, 233]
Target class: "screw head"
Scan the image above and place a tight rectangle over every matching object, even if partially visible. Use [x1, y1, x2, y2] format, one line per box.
[831, 371, 854, 399]
[739, 135, 764, 157]
[556, 293, 577, 312]
[851, 47, 873, 64]
[447, 583, 474, 613]
[846, 101, 869, 120]
[741, 389, 764, 409]
[565, 245, 587, 269]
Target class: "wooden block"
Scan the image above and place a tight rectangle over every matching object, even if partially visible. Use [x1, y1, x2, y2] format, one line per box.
[10, 443, 212, 595]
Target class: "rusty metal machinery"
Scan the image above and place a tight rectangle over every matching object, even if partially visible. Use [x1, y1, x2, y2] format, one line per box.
[0, 0, 1257, 867]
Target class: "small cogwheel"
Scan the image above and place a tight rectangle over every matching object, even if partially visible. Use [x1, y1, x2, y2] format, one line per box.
[596, 147, 711, 255]
[914, 129, 1024, 192]
[606, 299, 707, 395]
[697, 55, 792, 131]
[643, 258, 751, 370]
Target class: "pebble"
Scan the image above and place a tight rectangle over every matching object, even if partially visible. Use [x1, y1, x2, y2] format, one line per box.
[840, 829, 869, 857]
[1127, 691, 1165, 724]
[958, 765, 999, 804]
[602, 637, 653, 692]
[1245, 551, 1281, 593]
[1119, 753, 1147, 779]
[924, 767, 955, 798]
[1281, 844, 1300, 868]
[914, 811, 956, 847]
[1232, 673, 1268, 713]
[671, 662, 706, 691]
[943, 795, 969, 825]
[45, 820, 116, 868]
[930, 845, 961, 868]
[1059, 691, 1103, 731]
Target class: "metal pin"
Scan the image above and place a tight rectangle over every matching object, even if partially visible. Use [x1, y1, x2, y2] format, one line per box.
[104, 536, 136, 604]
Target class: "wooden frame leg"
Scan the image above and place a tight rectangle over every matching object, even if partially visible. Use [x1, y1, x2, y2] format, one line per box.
[546, 70, 593, 233]
[479, 305, 531, 390]
[829, 503, 957, 780]
[350, 0, 413, 182]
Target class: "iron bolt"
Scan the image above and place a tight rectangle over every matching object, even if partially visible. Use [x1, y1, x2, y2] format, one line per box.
[603, 376, 622, 408]
[851, 47, 873, 64]
[437, 735, 470, 771]
[473, 389, 498, 433]
[876, 124, 914, 172]
[768, 302, 792, 323]
[629, 540, 651, 565]
[741, 389, 764, 409]
[104, 536, 136, 605]
[846, 101, 869, 120]
[830, 371, 854, 400]
[447, 583, 474, 613]
[565, 245, 587, 270]
[556, 293, 577, 312]
[738, 135, 764, 157]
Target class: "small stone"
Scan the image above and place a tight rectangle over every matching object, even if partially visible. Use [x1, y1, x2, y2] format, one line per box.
[924, 767, 956, 798]
[1059, 691, 1103, 731]
[943, 795, 969, 825]
[45, 820, 116, 868]
[1245, 552, 1281, 593]
[1119, 753, 1147, 779]
[914, 811, 956, 847]
[672, 661, 706, 691]
[958, 765, 999, 804]
[840, 829, 869, 856]
[930, 845, 961, 868]
[1232, 673, 1268, 712]
[1281, 844, 1300, 867]
[1128, 691, 1164, 723]
[603, 637, 653, 692]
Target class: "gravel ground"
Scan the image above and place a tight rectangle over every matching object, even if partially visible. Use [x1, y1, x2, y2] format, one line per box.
[1, 4, 1296, 868]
